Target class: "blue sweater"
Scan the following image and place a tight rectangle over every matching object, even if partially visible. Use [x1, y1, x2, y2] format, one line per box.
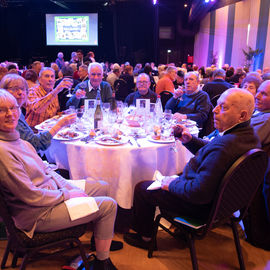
[16, 114, 52, 151]
[165, 90, 211, 128]
[168, 121, 260, 205]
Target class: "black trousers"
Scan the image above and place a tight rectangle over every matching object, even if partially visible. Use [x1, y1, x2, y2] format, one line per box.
[131, 181, 210, 238]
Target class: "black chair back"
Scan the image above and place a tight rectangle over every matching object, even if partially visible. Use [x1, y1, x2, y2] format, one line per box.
[198, 106, 214, 138]
[114, 78, 132, 101]
[205, 149, 268, 233]
[210, 94, 221, 107]
[159, 91, 173, 110]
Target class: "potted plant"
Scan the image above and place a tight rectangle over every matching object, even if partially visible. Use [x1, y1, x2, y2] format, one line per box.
[242, 46, 263, 69]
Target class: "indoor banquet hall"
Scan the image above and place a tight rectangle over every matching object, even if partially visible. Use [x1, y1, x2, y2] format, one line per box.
[0, 0, 270, 269]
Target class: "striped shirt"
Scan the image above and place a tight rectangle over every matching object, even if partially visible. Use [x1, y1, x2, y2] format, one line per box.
[25, 84, 60, 128]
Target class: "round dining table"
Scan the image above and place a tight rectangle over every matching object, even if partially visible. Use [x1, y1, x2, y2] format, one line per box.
[45, 136, 193, 209]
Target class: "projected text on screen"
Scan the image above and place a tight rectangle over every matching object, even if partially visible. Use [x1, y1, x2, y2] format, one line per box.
[55, 16, 89, 42]
[46, 13, 98, 46]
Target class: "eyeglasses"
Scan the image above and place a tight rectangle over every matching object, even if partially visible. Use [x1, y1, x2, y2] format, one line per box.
[0, 106, 20, 115]
[7, 86, 26, 92]
[137, 81, 149, 84]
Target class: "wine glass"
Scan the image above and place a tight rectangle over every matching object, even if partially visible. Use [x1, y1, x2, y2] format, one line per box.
[66, 87, 73, 97]
[76, 108, 84, 121]
[164, 109, 172, 122]
[103, 103, 110, 113]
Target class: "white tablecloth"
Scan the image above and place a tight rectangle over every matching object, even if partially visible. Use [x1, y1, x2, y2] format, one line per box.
[46, 137, 192, 209]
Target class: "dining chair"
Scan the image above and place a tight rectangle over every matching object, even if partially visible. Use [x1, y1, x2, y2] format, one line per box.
[159, 91, 173, 110]
[0, 190, 89, 270]
[147, 149, 268, 270]
[198, 106, 214, 138]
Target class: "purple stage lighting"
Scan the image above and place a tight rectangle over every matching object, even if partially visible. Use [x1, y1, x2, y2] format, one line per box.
[205, 0, 210, 3]
[153, 0, 157, 5]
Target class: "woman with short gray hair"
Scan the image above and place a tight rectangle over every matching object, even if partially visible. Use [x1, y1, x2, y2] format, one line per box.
[0, 74, 76, 151]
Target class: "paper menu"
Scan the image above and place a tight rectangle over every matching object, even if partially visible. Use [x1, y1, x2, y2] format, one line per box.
[64, 197, 99, 221]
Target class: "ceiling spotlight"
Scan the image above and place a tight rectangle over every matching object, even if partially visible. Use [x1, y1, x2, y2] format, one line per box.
[153, 0, 157, 5]
[103, 2, 108, 6]
[184, 3, 188, 7]
[167, 49, 171, 53]
[205, 0, 210, 3]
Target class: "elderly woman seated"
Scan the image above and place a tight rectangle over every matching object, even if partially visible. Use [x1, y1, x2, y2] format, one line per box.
[0, 89, 118, 270]
[0, 74, 76, 151]
[241, 75, 262, 96]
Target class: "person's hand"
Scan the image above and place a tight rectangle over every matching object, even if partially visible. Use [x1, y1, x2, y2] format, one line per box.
[75, 89, 86, 99]
[49, 113, 77, 136]
[68, 189, 88, 199]
[55, 78, 73, 94]
[161, 176, 177, 191]
[179, 125, 192, 144]
[57, 113, 77, 128]
[173, 87, 184, 99]
[173, 112, 187, 122]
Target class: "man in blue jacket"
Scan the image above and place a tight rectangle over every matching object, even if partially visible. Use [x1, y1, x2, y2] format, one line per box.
[124, 88, 260, 249]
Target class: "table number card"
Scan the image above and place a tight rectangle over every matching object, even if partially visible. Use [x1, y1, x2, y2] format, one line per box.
[136, 99, 150, 113]
[84, 99, 96, 111]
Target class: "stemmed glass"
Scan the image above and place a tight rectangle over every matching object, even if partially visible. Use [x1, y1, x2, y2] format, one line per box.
[103, 103, 110, 124]
[66, 87, 73, 97]
[76, 108, 84, 122]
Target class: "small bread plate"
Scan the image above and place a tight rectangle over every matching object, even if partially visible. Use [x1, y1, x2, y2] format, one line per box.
[147, 135, 175, 144]
[53, 129, 85, 141]
[95, 135, 129, 146]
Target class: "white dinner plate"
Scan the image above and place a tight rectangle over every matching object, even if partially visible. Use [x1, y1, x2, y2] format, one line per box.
[95, 135, 129, 146]
[147, 135, 175, 144]
[179, 119, 197, 127]
[35, 119, 58, 131]
[53, 130, 86, 141]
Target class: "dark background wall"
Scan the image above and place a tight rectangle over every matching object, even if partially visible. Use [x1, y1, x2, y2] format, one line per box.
[0, 0, 196, 67]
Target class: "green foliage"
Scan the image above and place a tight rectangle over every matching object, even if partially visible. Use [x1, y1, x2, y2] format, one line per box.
[242, 46, 263, 61]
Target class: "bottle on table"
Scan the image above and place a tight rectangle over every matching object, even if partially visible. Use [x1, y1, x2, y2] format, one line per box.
[155, 95, 163, 120]
[94, 90, 103, 129]
[110, 91, 117, 113]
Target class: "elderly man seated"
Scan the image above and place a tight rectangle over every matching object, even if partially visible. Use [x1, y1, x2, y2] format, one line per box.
[0, 89, 118, 270]
[202, 68, 233, 106]
[155, 66, 177, 95]
[165, 71, 212, 128]
[124, 88, 260, 249]
[67, 62, 112, 108]
[25, 67, 73, 129]
[125, 73, 157, 106]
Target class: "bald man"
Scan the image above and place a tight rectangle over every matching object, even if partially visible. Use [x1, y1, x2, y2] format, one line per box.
[124, 88, 260, 250]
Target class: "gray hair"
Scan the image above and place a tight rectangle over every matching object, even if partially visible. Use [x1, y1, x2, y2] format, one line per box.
[137, 73, 150, 82]
[0, 89, 19, 106]
[39, 67, 55, 77]
[0, 74, 28, 93]
[88, 62, 103, 74]
[185, 71, 199, 81]
[213, 68, 226, 78]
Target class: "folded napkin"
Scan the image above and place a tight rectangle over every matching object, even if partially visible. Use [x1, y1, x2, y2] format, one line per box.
[147, 170, 178, 191]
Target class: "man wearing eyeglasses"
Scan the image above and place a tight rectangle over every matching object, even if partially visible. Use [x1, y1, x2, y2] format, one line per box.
[124, 73, 157, 106]
[66, 62, 112, 109]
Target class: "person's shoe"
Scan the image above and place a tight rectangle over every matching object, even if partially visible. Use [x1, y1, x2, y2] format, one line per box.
[91, 257, 118, 270]
[123, 232, 157, 250]
[90, 236, 123, 251]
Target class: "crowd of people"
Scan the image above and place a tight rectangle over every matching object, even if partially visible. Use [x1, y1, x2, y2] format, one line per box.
[0, 50, 270, 269]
